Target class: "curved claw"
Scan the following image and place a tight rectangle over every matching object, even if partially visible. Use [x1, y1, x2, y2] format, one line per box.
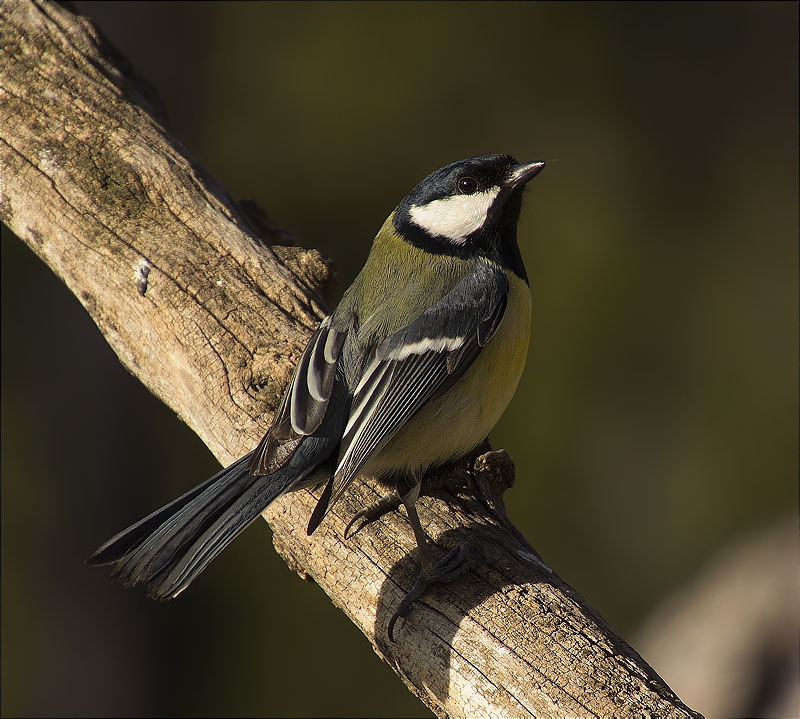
[343, 491, 401, 540]
[343, 510, 368, 540]
[388, 573, 428, 642]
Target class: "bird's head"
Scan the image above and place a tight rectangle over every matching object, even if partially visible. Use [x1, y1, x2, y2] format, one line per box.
[392, 154, 545, 281]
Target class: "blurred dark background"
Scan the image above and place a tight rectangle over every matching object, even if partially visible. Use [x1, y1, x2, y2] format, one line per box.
[2, 2, 797, 717]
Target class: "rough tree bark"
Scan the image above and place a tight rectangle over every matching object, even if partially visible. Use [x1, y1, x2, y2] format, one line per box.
[0, 2, 702, 717]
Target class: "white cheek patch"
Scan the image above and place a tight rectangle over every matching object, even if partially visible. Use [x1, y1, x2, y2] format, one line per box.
[409, 187, 500, 244]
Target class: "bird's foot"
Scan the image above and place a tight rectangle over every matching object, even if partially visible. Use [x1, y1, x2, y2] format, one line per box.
[387, 541, 473, 641]
[344, 491, 401, 539]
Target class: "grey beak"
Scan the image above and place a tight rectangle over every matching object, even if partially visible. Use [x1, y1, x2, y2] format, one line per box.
[507, 161, 546, 189]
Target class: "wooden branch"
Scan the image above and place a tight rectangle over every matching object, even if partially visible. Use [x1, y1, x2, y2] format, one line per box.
[0, 2, 702, 717]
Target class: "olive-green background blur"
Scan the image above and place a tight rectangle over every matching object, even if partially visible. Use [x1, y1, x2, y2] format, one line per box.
[2, 2, 797, 717]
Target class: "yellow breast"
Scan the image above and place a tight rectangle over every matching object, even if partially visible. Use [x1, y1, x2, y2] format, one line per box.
[366, 269, 531, 477]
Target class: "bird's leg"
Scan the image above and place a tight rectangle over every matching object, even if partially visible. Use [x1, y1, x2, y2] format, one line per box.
[395, 475, 434, 570]
[343, 490, 401, 539]
[387, 474, 474, 641]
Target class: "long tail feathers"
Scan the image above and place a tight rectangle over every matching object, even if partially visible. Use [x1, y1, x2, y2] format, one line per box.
[87, 452, 299, 600]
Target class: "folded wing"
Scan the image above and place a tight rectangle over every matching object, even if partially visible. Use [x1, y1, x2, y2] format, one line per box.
[249, 315, 347, 476]
[308, 262, 509, 528]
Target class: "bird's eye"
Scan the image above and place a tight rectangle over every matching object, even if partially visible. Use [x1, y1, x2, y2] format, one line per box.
[457, 177, 478, 195]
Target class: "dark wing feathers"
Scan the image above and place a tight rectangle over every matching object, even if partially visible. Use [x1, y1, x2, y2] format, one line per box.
[248, 316, 346, 476]
[327, 264, 509, 508]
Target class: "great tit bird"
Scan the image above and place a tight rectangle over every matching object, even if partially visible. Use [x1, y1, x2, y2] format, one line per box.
[88, 153, 545, 638]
